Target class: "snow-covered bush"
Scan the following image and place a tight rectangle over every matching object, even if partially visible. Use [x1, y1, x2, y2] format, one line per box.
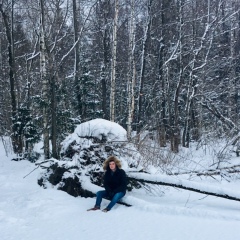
[38, 119, 143, 197]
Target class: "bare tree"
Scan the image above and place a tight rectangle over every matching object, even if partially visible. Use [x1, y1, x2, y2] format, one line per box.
[126, 0, 136, 139]
[39, 0, 50, 159]
[136, 0, 152, 133]
[73, 0, 82, 116]
[0, 2, 22, 154]
[100, 0, 112, 119]
[110, 0, 119, 122]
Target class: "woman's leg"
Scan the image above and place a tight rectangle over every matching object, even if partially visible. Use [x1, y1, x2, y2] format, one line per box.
[95, 190, 108, 208]
[106, 192, 125, 210]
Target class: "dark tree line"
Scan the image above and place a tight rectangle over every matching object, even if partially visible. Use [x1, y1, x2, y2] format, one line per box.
[1, 0, 240, 159]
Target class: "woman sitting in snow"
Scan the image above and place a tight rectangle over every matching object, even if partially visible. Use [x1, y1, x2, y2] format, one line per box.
[88, 156, 127, 212]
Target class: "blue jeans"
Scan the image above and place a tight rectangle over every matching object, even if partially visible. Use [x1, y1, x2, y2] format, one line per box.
[95, 190, 125, 210]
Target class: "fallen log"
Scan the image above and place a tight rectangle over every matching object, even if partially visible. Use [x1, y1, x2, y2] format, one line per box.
[128, 172, 240, 202]
[169, 164, 240, 177]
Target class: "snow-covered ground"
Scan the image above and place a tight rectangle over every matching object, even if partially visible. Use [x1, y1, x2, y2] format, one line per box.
[0, 141, 240, 240]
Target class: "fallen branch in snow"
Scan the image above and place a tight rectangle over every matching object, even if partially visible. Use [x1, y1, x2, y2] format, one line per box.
[23, 160, 55, 178]
[128, 172, 240, 202]
[23, 165, 40, 178]
[169, 164, 240, 177]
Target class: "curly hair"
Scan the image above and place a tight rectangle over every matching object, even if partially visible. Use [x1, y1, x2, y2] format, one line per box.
[103, 156, 122, 170]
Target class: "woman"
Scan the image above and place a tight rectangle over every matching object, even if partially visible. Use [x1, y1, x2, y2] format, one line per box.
[88, 156, 127, 212]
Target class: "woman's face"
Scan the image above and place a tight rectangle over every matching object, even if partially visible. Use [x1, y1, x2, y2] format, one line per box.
[109, 161, 116, 171]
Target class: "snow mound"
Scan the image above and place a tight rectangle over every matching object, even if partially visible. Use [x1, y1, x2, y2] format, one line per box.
[61, 118, 127, 154]
[74, 118, 127, 141]
[39, 118, 143, 198]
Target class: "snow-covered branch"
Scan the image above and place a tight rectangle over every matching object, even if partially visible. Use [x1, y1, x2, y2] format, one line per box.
[128, 172, 240, 202]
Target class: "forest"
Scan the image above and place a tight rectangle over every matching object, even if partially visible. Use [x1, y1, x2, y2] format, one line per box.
[1, 0, 240, 160]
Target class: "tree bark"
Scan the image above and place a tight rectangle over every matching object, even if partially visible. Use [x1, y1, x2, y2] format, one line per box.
[39, 0, 50, 159]
[50, 74, 57, 159]
[0, 3, 22, 154]
[136, 0, 152, 133]
[72, 0, 82, 116]
[127, 0, 136, 140]
[101, 0, 111, 120]
[110, 0, 119, 122]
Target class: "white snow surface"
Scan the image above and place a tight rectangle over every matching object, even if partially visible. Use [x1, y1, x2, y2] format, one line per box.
[1, 142, 240, 240]
[74, 118, 127, 141]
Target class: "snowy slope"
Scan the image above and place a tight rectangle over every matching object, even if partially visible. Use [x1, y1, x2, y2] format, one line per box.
[1, 142, 240, 240]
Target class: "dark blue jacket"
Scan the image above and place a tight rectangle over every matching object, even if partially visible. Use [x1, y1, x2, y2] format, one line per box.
[104, 168, 127, 194]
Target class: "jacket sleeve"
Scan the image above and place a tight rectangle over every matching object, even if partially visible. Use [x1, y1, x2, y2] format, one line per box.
[103, 172, 111, 192]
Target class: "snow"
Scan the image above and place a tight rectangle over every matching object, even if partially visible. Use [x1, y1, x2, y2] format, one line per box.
[61, 118, 128, 154]
[73, 118, 127, 141]
[1, 142, 240, 240]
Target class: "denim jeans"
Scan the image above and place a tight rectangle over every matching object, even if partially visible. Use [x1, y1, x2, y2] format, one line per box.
[95, 190, 125, 210]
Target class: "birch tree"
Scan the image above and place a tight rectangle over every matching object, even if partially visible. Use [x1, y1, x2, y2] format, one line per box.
[39, 0, 50, 159]
[126, 0, 136, 139]
[110, 0, 119, 122]
[72, 0, 82, 116]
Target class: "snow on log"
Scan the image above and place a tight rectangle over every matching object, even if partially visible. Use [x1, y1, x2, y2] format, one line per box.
[128, 172, 240, 202]
[169, 164, 240, 177]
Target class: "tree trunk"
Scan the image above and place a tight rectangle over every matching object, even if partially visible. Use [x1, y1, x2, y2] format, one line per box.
[171, 0, 184, 153]
[127, 0, 136, 140]
[157, 41, 167, 147]
[50, 74, 57, 159]
[101, 0, 111, 120]
[168, 164, 240, 177]
[39, 0, 50, 159]
[182, 0, 212, 148]
[72, 0, 82, 116]
[110, 0, 119, 122]
[0, 3, 22, 154]
[128, 172, 240, 202]
[136, 0, 152, 133]
[228, 3, 238, 123]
